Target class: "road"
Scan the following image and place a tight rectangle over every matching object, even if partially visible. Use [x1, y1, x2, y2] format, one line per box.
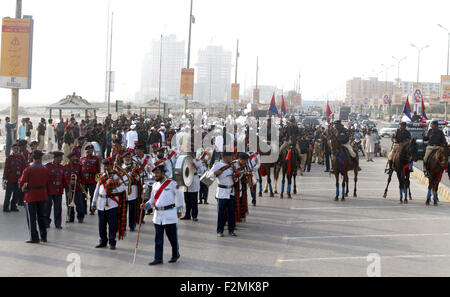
[1, 156, 450, 277]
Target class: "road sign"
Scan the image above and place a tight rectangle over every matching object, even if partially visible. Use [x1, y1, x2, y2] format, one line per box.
[0, 17, 34, 89]
[180, 68, 194, 95]
[231, 83, 240, 100]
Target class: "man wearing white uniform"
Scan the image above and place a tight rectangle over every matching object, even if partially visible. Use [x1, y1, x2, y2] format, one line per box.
[180, 151, 205, 221]
[126, 125, 138, 150]
[133, 144, 155, 223]
[141, 165, 183, 265]
[207, 152, 237, 237]
[46, 119, 55, 152]
[248, 151, 261, 206]
[122, 151, 138, 231]
[154, 147, 173, 179]
[91, 158, 127, 250]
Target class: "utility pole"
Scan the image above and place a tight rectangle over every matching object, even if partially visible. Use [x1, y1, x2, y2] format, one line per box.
[184, 0, 194, 117]
[158, 34, 163, 116]
[392, 56, 407, 87]
[233, 39, 239, 118]
[10, 0, 22, 142]
[107, 13, 114, 116]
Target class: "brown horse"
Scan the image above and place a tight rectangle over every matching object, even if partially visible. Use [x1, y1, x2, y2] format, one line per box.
[425, 145, 449, 205]
[328, 129, 358, 201]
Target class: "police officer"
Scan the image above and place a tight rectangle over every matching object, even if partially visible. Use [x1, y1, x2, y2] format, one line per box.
[334, 120, 361, 171]
[92, 158, 127, 250]
[423, 120, 447, 177]
[386, 122, 411, 174]
[207, 152, 237, 237]
[181, 151, 204, 221]
[65, 152, 84, 223]
[81, 144, 101, 215]
[19, 150, 50, 243]
[44, 152, 66, 229]
[3, 143, 26, 212]
[141, 164, 184, 265]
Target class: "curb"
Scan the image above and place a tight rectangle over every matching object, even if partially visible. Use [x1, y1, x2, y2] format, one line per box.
[381, 148, 450, 202]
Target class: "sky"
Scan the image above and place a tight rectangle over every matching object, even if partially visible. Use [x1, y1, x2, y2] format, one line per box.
[1, 0, 450, 106]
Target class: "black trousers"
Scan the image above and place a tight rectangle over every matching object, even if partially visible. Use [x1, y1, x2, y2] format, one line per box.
[127, 199, 137, 230]
[45, 195, 62, 228]
[154, 223, 179, 261]
[199, 183, 209, 202]
[324, 148, 331, 171]
[98, 208, 118, 246]
[3, 182, 20, 211]
[184, 192, 198, 219]
[25, 201, 47, 241]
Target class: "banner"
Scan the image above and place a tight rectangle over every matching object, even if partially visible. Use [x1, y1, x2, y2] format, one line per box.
[412, 83, 423, 104]
[180, 68, 194, 95]
[231, 83, 240, 100]
[441, 75, 450, 102]
[0, 17, 34, 89]
[393, 88, 402, 105]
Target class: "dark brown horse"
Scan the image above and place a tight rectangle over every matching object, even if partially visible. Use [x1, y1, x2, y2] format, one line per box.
[425, 145, 448, 205]
[279, 141, 299, 198]
[328, 129, 358, 201]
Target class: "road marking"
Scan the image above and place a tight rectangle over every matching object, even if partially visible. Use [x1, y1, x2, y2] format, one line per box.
[287, 217, 450, 224]
[277, 254, 450, 263]
[282, 233, 450, 240]
[290, 205, 423, 210]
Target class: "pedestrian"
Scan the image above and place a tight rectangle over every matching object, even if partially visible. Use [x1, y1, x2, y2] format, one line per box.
[46, 119, 55, 152]
[105, 126, 112, 158]
[5, 117, 17, 157]
[56, 119, 65, 150]
[126, 124, 138, 150]
[62, 126, 75, 163]
[64, 152, 84, 223]
[18, 150, 50, 244]
[18, 119, 27, 140]
[37, 118, 46, 150]
[365, 129, 376, 162]
[2, 143, 26, 212]
[44, 152, 66, 229]
[140, 164, 183, 265]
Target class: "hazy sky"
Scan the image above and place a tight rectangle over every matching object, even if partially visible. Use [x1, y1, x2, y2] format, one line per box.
[1, 0, 450, 106]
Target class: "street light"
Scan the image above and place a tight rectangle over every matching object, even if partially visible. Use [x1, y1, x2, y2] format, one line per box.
[410, 43, 430, 83]
[392, 56, 407, 87]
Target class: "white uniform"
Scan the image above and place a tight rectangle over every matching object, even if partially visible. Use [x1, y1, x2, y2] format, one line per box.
[186, 159, 205, 193]
[92, 172, 127, 211]
[126, 130, 138, 149]
[46, 123, 55, 152]
[122, 163, 138, 201]
[145, 178, 184, 225]
[133, 154, 155, 185]
[207, 160, 235, 199]
[155, 157, 173, 179]
[248, 152, 261, 182]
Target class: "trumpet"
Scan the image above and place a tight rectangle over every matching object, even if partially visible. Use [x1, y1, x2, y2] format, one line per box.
[66, 173, 77, 223]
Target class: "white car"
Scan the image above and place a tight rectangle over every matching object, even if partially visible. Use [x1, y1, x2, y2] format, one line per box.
[380, 123, 398, 137]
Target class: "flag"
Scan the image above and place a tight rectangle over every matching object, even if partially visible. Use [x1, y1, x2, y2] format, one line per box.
[326, 101, 332, 123]
[403, 96, 412, 120]
[421, 97, 428, 120]
[268, 93, 278, 115]
[280, 96, 287, 117]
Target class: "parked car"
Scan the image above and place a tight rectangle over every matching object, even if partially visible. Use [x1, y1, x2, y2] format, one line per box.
[380, 123, 398, 137]
[302, 117, 320, 127]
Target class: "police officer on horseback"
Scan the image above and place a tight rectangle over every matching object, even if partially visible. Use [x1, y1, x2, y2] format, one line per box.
[386, 122, 411, 175]
[333, 120, 361, 171]
[423, 120, 447, 177]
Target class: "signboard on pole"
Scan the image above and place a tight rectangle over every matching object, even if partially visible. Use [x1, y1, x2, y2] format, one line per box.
[231, 83, 240, 100]
[0, 17, 34, 89]
[413, 83, 423, 103]
[180, 68, 194, 95]
[441, 75, 450, 102]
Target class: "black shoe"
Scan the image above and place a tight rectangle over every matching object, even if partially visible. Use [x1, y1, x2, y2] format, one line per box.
[130, 228, 135, 232]
[95, 244, 107, 248]
[180, 217, 190, 220]
[357, 166, 362, 172]
[192, 218, 198, 222]
[109, 245, 116, 250]
[198, 201, 203, 204]
[168, 255, 180, 263]
[424, 171, 429, 178]
[18, 202, 24, 206]
[324, 169, 329, 172]
[3, 209, 10, 213]
[229, 232, 237, 237]
[434, 200, 438, 206]
[41, 238, 47, 243]
[217, 233, 224, 237]
[56, 226, 63, 229]
[26, 240, 40, 244]
[204, 202, 209, 205]
[10, 208, 19, 212]
[78, 219, 84, 224]
[149, 259, 163, 266]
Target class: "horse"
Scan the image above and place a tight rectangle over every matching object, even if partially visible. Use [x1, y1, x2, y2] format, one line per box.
[257, 139, 276, 198]
[279, 141, 299, 198]
[425, 145, 449, 205]
[383, 139, 418, 204]
[328, 129, 358, 201]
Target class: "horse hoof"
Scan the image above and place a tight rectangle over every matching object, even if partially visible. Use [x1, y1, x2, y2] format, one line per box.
[382, 194, 387, 199]
[270, 193, 274, 198]
[426, 199, 430, 205]
[334, 197, 339, 201]
[258, 193, 262, 197]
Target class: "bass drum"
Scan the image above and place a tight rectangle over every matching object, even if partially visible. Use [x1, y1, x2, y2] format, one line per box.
[81, 142, 103, 161]
[173, 155, 194, 187]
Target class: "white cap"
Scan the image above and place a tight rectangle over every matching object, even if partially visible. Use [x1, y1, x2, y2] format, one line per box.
[130, 124, 136, 129]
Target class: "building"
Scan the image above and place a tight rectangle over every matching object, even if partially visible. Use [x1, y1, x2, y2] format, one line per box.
[195, 45, 232, 105]
[139, 35, 185, 102]
[345, 77, 394, 106]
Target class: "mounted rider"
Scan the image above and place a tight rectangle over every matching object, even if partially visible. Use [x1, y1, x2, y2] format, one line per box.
[386, 122, 411, 174]
[333, 120, 361, 171]
[279, 116, 301, 157]
[423, 120, 447, 177]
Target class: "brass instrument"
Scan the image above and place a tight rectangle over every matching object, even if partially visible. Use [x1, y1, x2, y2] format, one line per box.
[66, 173, 77, 223]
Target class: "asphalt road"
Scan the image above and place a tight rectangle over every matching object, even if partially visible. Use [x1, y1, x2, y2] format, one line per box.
[1, 157, 450, 277]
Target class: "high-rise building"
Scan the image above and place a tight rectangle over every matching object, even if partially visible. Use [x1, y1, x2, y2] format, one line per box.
[140, 35, 185, 102]
[345, 77, 394, 106]
[195, 46, 232, 104]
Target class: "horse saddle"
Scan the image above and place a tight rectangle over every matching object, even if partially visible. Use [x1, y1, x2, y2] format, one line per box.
[341, 147, 357, 164]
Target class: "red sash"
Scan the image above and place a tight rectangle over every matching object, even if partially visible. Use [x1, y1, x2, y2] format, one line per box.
[142, 156, 150, 168]
[156, 158, 167, 166]
[154, 179, 172, 204]
[249, 153, 259, 160]
[200, 151, 208, 161]
[168, 150, 176, 159]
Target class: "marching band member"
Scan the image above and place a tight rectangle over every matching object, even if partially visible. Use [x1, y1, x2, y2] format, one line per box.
[155, 147, 173, 179]
[198, 147, 212, 204]
[91, 158, 127, 250]
[207, 151, 237, 237]
[3, 143, 27, 212]
[122, 151, 139, 231]
[44, 152, 66, 229]
[19, 150, 50, 244]
[180, 151, 205, 222]
[112, 138, 126, 161]
[248, 151, 261, 206]
[80, 144, 101, 215]
[140, 164, 183, 265]
[64, 152, 84, 223]
[134, 144, 155, 223]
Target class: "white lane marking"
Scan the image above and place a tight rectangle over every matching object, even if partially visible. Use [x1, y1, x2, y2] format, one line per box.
[287, 217, 450, 224]
[290, 205, 423, 210]
[277, 254, 450, 263]
[282, 233, 450, 240]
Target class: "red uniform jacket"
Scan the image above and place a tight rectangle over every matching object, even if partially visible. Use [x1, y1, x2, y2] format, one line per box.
[64, 161, 82, 191]
[18, 162, 49, 202]
[3, 153, 27, 183]
[80, 155, 101, 185]
[46, 162, 67, 195]
[71, 145, 83, 159]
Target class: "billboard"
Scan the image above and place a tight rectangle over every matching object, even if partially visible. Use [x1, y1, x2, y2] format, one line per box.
[0, 17, 34, 89]
[441, 75, 450, 102]
[180, 68, 194, 95]
[412, 83, 423, 104]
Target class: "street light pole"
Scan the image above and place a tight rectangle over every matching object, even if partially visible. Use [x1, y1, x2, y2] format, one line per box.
[184, 0, 194, 117]
[392, 56, 407, 87]
[438, 24, 450, 121]
[411, 44, 429, 84]
[233, 39, 239, 118]
[158, 35, 163, 116]
[10, 0, 22, 143]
